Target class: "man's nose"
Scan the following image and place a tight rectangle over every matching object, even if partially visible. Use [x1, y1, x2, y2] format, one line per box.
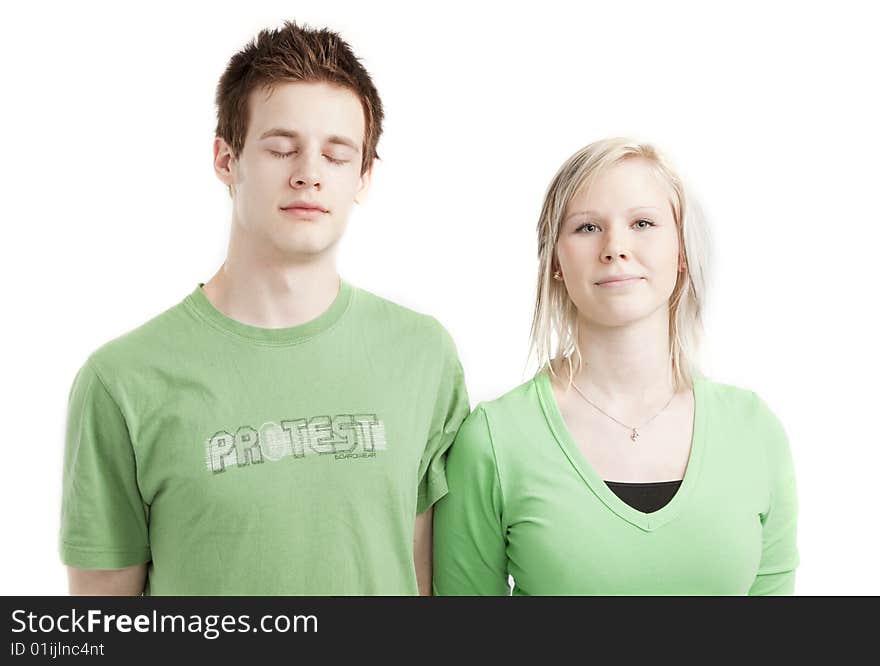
[290, 153, 321, 190]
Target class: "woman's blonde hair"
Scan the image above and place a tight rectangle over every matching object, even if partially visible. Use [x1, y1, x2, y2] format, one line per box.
[528, 137, 710, 391]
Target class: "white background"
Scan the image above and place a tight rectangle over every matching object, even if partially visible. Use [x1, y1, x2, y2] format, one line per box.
[1, 0, 877, 595]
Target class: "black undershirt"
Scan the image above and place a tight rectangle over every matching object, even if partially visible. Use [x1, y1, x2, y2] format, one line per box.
[603, 480, 683, 514]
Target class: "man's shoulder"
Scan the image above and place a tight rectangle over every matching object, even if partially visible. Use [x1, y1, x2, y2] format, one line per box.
[349, 284, 457, 348]
[85, 294, 193, 378]
[351, 284, 441, 323]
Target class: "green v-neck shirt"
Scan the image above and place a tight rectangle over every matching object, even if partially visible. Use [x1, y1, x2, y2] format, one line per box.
[433, 370, 798, 595]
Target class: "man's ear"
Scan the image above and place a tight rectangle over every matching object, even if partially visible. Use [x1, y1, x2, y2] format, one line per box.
[213, 137, 237, 187]
[354, 159, 376, 204]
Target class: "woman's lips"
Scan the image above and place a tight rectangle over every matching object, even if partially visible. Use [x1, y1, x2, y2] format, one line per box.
[596, 277, 645, 288]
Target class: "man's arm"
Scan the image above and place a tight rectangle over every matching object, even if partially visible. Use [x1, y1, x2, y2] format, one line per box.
[67, 564, 147, 596]
[62, 360, 151, 594]
[414, 507, 433, 596]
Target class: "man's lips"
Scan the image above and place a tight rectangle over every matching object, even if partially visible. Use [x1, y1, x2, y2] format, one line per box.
[280, 203, 328, 219]
[280, 203, 327, 212]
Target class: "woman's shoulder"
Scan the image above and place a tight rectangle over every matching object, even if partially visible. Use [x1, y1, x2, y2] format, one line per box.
[455, 371, 559, 455]
[697, 375, 790, 461]
[697, 375, 782, 422]
[451, 374, 549, 472]
[469, 372, 547, 424]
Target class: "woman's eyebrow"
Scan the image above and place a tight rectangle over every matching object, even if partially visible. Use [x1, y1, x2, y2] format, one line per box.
[565, 205, 661, 222]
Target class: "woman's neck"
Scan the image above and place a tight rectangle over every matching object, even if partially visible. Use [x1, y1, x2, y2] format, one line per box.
[563, 307, 676, 405]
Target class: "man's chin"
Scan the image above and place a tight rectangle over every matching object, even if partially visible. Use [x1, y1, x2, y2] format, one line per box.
[269, 233, 341, 260]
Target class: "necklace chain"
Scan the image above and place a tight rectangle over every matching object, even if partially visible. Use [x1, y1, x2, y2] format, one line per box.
[569, 381, 676, 443]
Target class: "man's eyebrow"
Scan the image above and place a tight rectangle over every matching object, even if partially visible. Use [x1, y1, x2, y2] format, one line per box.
[257, 128, 360, 151]
[565, 205, 661, 222]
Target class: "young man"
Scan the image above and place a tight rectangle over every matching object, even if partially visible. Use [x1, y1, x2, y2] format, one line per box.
[60, 22, 469, 595]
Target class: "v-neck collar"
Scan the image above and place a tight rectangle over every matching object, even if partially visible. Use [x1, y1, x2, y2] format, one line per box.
[535, 368, 708, 532]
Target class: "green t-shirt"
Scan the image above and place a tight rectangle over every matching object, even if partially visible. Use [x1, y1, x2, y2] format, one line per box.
[60, 280, 470, 595]
[433, 369, 798, 595]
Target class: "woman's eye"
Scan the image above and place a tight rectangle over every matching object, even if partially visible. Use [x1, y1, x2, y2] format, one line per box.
[325, 155, 348, 165]
[576, 223, 600, 233]
[634, 219, 656, 229]
[269, 150, 293, 158]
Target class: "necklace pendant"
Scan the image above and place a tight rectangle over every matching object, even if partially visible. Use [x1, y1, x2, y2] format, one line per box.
[630, 428, 639, 442]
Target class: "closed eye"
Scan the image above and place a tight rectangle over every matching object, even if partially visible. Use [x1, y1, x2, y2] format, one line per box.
[269, 150, 348, 166]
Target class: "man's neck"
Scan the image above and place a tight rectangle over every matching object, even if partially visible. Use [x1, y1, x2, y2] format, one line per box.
[201, 242, 341, 330]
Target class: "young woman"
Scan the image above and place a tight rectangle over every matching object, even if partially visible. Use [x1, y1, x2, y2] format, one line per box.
[433, 138, 798, 595]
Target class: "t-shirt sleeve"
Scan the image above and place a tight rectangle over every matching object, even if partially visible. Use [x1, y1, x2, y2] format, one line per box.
[416, 327, 471, 514]
[59, 358, 151, 569]
[433, 406, 510, 596]
[748, 394, 799, 596]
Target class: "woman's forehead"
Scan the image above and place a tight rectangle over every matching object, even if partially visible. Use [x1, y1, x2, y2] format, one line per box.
[567, 160, 674, 216]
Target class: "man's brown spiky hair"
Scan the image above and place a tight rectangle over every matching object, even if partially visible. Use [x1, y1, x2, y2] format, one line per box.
[215, 21, 384, 174]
